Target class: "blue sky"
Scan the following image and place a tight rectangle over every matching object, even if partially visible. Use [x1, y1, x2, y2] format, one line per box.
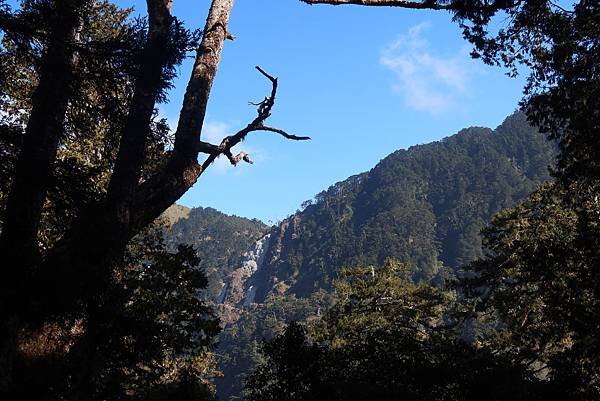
[122, 1, 524, 223]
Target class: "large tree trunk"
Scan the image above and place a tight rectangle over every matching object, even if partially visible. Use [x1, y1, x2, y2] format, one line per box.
[11, 3, 236, 373]
[38, 0, 235, 311]
[0, 0, 87, 393]
[0, 0, 86, 275]
[131, 0, 236, 228]
[105, 0, 173, 240]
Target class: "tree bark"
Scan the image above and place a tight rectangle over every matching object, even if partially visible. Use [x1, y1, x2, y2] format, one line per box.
[301, 0, 453, 9]
[0, 0, 88, 392]
[0, 0, 87, 273]
[105, 0, 173, 240]
[131, 0, 236, 230]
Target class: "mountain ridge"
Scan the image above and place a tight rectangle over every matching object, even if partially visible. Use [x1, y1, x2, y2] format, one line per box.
[163, 112, 557, 401]
[240, 112, 556, 303]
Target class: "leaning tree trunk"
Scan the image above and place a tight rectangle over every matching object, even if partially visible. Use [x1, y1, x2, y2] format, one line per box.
[32, 0, 236, 396]
[34, 0, 236, 319]
[105, 0, 174, 240]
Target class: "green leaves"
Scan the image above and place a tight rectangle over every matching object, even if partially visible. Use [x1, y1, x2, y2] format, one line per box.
[254, 113, 554, 301]
[462, 180, 600, 400]
[246, 258, 544, 401]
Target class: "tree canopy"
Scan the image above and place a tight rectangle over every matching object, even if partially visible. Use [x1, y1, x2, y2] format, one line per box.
[246, 1, 600, 400]
[245, 260, 549, 401]
[1, 0, 598, 399]
[304, 0, 600, 182]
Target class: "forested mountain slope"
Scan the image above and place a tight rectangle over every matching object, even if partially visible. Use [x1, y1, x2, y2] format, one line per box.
[250, 112, 556, 301]
[162, 112, 557, 401]
[162, 206, 268, 299]
[210, 112, 557, 400]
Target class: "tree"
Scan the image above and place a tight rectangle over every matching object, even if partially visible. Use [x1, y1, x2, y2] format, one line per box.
[11, 228, 222, 400]
[0, 0, 309, 394]
[461, 181, 600, 400]
[303, 0, 599, 182]
[245, 260, 546, 401]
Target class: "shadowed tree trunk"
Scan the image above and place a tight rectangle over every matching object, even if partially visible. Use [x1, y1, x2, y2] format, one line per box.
[0, 0, 309, 395]
[35, 0, 238, 315]
[105, 0, 174, 238]
[0, 0, 88, 391]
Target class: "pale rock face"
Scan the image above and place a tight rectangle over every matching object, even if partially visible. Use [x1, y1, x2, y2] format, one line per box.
[219, 234, 271, 306]
[243, 285, 257, 306]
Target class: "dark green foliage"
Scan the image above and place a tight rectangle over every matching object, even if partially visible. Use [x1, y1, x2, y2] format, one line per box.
[462, 180, 600, 400]
[253, 113, 555, 300]
[107, 233, 221, 400]
[9, 228, 221, 401]
[246, 260, 547, 401]
[454, 1, 600, 182]
[0, 0, 186, 247]
[0, 124, 21, 219]
[164, 207, 268, 299]
[216, 291, 332, 401]
[244, 322, 329, 401]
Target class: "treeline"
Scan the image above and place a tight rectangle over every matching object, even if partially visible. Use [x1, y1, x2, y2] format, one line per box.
[245, 179, 600, 400]
[213, 113, 558, 400]
[250, 113, 556, 302]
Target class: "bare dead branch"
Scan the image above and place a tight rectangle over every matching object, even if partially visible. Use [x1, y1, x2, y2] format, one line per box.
[225, 150, 253, 165]
[260, 126, 311, 141]
[200, 66, 310, 171]
[300, 0, 454, 10]
[197, 141, 222, 154]
[254, 66, 277, 120]
[131, 0, 235, 230]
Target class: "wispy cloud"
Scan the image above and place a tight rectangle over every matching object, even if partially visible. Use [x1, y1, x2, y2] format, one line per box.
[158, 112, 265, 175]
[201, 120, 232, 175]
[380, 22, 473, 114]
[201, 120, 265, 175]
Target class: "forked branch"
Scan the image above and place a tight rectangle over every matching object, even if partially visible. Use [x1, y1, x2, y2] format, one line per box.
[199, 66, 310, 169]
[301, 0, 454, 9]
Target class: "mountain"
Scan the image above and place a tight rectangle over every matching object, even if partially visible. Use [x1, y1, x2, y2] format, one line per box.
[245, 112, 555, 303]
[164, 112, 557, 400]
[159, 204, 191, 227]
[162, 206, 268, 299]
[214, 112, 556, 400]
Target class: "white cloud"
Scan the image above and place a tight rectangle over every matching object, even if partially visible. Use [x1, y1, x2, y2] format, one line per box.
[157, 112, 265, 175]
[380, 22, 474, 114]
[202, 120, 232, 174]
[202, 120, 229, 144]
[201, 120, 265, 175]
